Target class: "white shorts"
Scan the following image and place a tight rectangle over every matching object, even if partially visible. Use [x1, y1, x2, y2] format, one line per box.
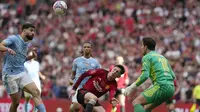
[2, 71, 33, 94]
[71, 89, 79, 103]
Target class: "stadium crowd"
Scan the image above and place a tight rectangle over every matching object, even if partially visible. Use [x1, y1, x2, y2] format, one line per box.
[0, 0, 199, 104]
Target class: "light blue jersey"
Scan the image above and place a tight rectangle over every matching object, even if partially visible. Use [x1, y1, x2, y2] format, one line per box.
[72, 56, 100, 88]
[2, 35, 28, 75]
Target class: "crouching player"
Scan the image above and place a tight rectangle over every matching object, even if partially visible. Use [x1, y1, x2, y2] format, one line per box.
[72, 65, 125, 112]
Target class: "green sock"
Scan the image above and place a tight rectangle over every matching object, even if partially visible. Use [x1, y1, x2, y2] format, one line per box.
[145, 110, 151, 112]
[134, 104, 145, 112]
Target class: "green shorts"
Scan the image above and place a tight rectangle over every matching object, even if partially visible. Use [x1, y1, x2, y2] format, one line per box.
[142, 84, 175, 106]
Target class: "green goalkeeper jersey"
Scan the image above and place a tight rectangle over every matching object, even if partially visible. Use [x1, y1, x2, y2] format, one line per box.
[136, 51, 175, 86]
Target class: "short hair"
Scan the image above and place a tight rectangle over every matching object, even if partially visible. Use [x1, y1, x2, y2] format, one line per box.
[22, 23, 35, 30]
[142, 37, 156, 50]
[115, 64, 125, 75]
[83, 42, 92, 47]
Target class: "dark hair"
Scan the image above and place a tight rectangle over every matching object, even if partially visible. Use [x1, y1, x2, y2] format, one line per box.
[142, 37, 156, 50]
[115, 64, 125, 75]
[22, 23, 35, 30]
[83, 42, 92, 47]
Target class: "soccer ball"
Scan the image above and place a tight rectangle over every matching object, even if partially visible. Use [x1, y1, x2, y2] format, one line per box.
[53, 1, 67, 15]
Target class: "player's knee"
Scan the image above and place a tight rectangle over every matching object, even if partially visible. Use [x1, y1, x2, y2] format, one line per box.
[132, 100, 140, 106]
[70, 103, 80, 112]
[31, 88, 41, 97]
[85, 93, 98, 102]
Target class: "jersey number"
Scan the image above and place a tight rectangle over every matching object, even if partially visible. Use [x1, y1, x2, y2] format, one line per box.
[158, 58, 169, 72]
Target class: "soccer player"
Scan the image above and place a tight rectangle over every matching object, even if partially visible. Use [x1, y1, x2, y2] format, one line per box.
[24, 51, 46, 112]
[124, 37, 176, 112]
[0, 23, 46, 112]
[73, 65, 125, 112]
[69, 42, 101, 112]
[110, 56, 129, 112]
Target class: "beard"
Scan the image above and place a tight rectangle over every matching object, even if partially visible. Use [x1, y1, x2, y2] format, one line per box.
[26, 34, 34, 40]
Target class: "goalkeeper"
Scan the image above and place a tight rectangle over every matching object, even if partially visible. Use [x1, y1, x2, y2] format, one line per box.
[124, 37, 176, 112]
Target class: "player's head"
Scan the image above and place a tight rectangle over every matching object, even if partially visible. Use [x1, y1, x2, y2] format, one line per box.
[22, 23, 36, 40]
[107, 65, 125, 81]
[141, 37, 156, 55]
[82, 42, 92, 57]
[116, 56, 124, 65]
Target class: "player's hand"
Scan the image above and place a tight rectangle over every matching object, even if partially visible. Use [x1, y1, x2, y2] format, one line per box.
[7, 48, 16, 55]
[110, 98, 119, 107]
[124, 82, 137, 96]
[32, 47, 37, 58]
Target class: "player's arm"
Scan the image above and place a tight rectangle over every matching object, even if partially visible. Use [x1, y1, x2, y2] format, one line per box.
[69, 71, 76, 85]
[109, 84, 119, 107]
[38, 72, 46, 80]
[135, 57, 150, 86]
[0, 39, 15, 54]
[70, 59, 77, 85]
[124, 57, 150, 96]
[26, 48, 37, 61]
[73, 69, 97, 90]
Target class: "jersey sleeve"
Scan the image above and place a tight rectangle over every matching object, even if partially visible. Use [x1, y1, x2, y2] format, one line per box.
[109, 83, 117, 100]
[135, 56, 150, 86]
[72, 59, 77, 72]
[3, 36, 14, 46]
[73, 69, 99, 90]
[96, 60, 101, 68]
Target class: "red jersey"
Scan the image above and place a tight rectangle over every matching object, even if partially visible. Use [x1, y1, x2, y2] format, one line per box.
[109, 65, 129, 89]
[73, 69, 117, 98]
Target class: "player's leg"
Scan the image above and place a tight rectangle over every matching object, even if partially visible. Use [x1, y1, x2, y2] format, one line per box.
[20, 73, 46, 112]
[3, 74, 21, 112]
[93, 106, 106, 112]
[140, 84, 175, 112]
[24, 91, 31, 112]
[132, 94, 148, 112]
[69, 102, 82, 112]
[84, 92, 98, 112]
[116, 89, 126, 112]
[9, 91, 21, 112]
[23, 82, 46, 112]
[76, 89, 98, 112]
[70, 89, 82, 112]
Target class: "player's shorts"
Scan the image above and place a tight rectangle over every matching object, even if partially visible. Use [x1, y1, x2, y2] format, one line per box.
[114, 88, 125, 97]
[2, 71, 33, 95]
[142, 83, 175, 106]
[71, 89, 79, 103]
[77, 89, 101, 108]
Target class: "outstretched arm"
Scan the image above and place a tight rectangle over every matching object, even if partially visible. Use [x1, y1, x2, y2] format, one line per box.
[73, 69, 98, 90]
[124, 57, 150, 96]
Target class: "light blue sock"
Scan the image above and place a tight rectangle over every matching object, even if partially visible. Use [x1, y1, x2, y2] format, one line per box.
[25, 102, 28, 112]
[36, 104, 46, 112]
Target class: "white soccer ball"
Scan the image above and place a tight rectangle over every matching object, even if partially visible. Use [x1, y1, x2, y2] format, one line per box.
[53, 1, 67, 15]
